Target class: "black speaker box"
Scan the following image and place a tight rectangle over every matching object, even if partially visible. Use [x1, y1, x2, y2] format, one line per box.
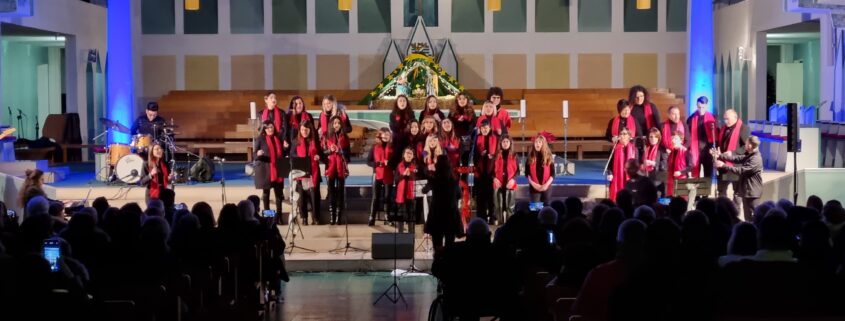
[786, 103, 801, 152]
[371, 233, 415, 259]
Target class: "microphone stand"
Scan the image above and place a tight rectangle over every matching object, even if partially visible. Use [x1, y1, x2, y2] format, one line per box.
[710, 123, 718, 197]
[16, 110, 24, 138]
[603, 141, 619, 199]
[217, 158, 227, 204]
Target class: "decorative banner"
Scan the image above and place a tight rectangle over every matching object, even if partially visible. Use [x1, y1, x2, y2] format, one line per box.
[0, 0, 33, 17]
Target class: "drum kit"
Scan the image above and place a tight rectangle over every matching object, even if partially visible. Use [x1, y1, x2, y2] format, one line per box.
[93, 118, 181, 184]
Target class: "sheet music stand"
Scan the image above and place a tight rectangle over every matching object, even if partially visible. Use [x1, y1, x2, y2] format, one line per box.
[673, 177, 712, 211]
[286, 157, 315, 254]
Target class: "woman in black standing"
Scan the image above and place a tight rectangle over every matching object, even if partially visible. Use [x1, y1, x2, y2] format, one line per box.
[140, 143, 170, 204]
[422, 154, 463, 255]
[254, 120, 286, 222]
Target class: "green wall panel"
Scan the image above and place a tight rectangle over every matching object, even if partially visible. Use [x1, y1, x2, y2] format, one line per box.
[360, 0, 391, 33]
[578, 0, 610, 32]
[184, 0, 219, 34]
[1, 42, 48, 139]
[451, 0, 484, 33]
[535, 0, 569, 32]
[315, 0, 349, 33]
[231, 0, 264, 34]
[142, 0, 175, 34]
[624, 0, 657, 32]
[493, 0, 526, 32]
[404, 0, 438, 27]
[666, 0, 687, 32]
[272, 0, 307, 34]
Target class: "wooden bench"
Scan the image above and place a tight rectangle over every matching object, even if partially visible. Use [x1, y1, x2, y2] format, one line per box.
[182, 142, 254, 161]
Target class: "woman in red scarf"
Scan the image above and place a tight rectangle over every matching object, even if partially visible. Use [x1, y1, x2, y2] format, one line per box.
[487, 86, 511, 134]
[421, 115, 439, 137]
[367, 128, 395, 226]
[422, 134, 443, 176]
[141, 143, 169, 203]
[494, 135, 518, 224]
[290, 123, 323, 225]
[261, 92, 287, 140]
[323, 116, 350, 225]
[641, 128, 668, 196]
[390, 95, 414, 143]
[286, 95, 314, 142]
[448, 92, 476, 139]
[628, 85, 661, 136]
[395, 148, 418, 233]
[254, 120, 286, 221]
[419, 95, 446, 123]
[608, 127, 636, 202]
[527, 132, 555, 203]
[476, 100, 503, 136]
[474, 120, 498, 224]
[405, 120, 425, 160]
[606, 99, 637, 143]
[665, 129, 691, 196]
[439, 118, 461, 171]
[318, 94, 351, 138]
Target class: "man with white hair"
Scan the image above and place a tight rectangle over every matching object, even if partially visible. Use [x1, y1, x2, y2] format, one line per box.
[715, 109, 751, 211]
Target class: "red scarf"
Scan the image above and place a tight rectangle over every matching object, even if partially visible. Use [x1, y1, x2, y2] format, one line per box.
[643, 144, 660, 173]
[320, 111, 347, 136]
[148, 160, 169, 199]
[689, 112, 716, 177]
[323, 133, 349, 179]
[718, 120, 744, 166]
[475, 134, 497, 175]
[264, 134, 284, 183]
[373, 143, 394, 183]
[476, 115, 502, 134]
[440, 135, 460, 168]
[666, 147, 688, 196]
[295, 136, 320, 186]
[395, 161, 416, 204]
[643, 103, 656, 129]
[289, 111, 311, 131]
[495, 151, 518, 190]
[495, 107, 512, 130]
[610, 142, 636, 202]
[529, 158, 552, 190]
[612, 115, 637, 137]
[662, 121, 685, 150]
[262, 107, 282, 133]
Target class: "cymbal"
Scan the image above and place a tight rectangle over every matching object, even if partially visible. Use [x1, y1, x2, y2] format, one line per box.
[99, 118, 131, 133]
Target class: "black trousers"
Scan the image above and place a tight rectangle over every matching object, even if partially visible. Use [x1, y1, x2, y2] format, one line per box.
[717, 179, 742, 212]
[370, 180, 396, 220]
[431, 232, 455, 255]
[262, 181, 285, 223]
[295, 180, 321, 224]
[475, 175, 494, 220]
[693, 145, 715, 177]
[530, 189, 552, 203]
[327, 177, 345, 213]
[742, 197, 761, 223]
[398, 199, 415, 233]
[494, 188, 515, 223]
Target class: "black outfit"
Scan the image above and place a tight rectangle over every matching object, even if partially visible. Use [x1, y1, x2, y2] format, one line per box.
[630, 103, 661, 137]
[528, 160, 553, 203]
[139, 159, 170, 204]
[254, 135, 286, 222]
[687, 112, 719, 178]
[418, 108, 446, 123]
[389, 109, 414, 165]
[495, 152, 516, 224]
[324, 132, 350, 225]
[605, 117, 637, 142]
[290, 137, 323, 225]
[474, 135, 496, 222]
[643, 147, 670, 196]
[286, 111, 313, 143]
[422, 173, 463, 253]
[716, 123, 752, 211]
[449, 109, 477, 183]
[367, 143, 396, 224]
[130, 115, 166, 137]
[719, 150, 763, 222]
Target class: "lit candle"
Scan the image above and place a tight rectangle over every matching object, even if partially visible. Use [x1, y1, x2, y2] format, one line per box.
[250, 102, 257, 120]
[562, 100, 569, 119]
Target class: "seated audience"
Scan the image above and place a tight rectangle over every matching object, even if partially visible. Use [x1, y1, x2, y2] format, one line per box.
[717, 222, 757, 267]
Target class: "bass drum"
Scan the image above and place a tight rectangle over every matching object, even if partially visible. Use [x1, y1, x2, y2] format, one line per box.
[114, 154, 145, 184]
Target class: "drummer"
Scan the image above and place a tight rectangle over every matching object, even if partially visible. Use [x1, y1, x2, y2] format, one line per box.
[131, 102, 167, 138]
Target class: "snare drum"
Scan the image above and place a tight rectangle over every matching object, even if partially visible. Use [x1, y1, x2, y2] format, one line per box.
[108, 144, 131, 166]
[131, 134, 154, 151]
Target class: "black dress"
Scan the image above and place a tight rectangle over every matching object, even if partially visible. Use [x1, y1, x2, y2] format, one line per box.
[253, 135, 285, 190]
[422, 174, 464, 237]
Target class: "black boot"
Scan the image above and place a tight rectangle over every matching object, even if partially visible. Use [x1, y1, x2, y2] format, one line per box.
[368, 210, 377, 226]
[329, 205, 336, 225]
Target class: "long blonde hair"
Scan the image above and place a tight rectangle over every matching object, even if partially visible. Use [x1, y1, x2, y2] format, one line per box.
[424, 134, 443, 164]
[529, 136, 553, 166]
[18, 169, 44, 207]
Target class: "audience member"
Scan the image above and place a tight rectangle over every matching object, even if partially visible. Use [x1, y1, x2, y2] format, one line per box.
[25, 196, 50, 218]
[806, 195, 824, 214]
[92, 196, 110, 222]
[668, 196, 687, 226]
[718, 222, 757, 267]
[633, 205, 655, 225]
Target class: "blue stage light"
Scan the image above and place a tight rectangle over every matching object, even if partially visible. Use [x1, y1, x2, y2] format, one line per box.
[687, 0, 714, 114]
[106, 0, 134, 144]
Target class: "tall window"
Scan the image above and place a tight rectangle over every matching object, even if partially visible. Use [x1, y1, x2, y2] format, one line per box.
[405, 0, 438, 27]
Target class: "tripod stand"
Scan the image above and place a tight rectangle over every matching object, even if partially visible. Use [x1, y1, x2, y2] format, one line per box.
[286, 159, 316, 255]
[329, 191, 367, 255]
[373, 221, 408, 307]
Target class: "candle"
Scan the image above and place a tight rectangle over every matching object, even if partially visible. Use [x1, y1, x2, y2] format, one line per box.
[520, 99, 526, 118]
[562, 100, 569, 119]
[250, 102, 257, 120]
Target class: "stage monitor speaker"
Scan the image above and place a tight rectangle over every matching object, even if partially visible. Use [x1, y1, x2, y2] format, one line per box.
[190, 157, 215, 182]
[371, 233, 414, 259]
[786, 103, 801, 152]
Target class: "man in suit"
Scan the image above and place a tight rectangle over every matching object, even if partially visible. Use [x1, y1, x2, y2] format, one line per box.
[713, 136, 762, 222]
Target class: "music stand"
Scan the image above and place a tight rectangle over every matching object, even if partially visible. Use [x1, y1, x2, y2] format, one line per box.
[286, 157, 315, 255]
[673, 177, 713, 211]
